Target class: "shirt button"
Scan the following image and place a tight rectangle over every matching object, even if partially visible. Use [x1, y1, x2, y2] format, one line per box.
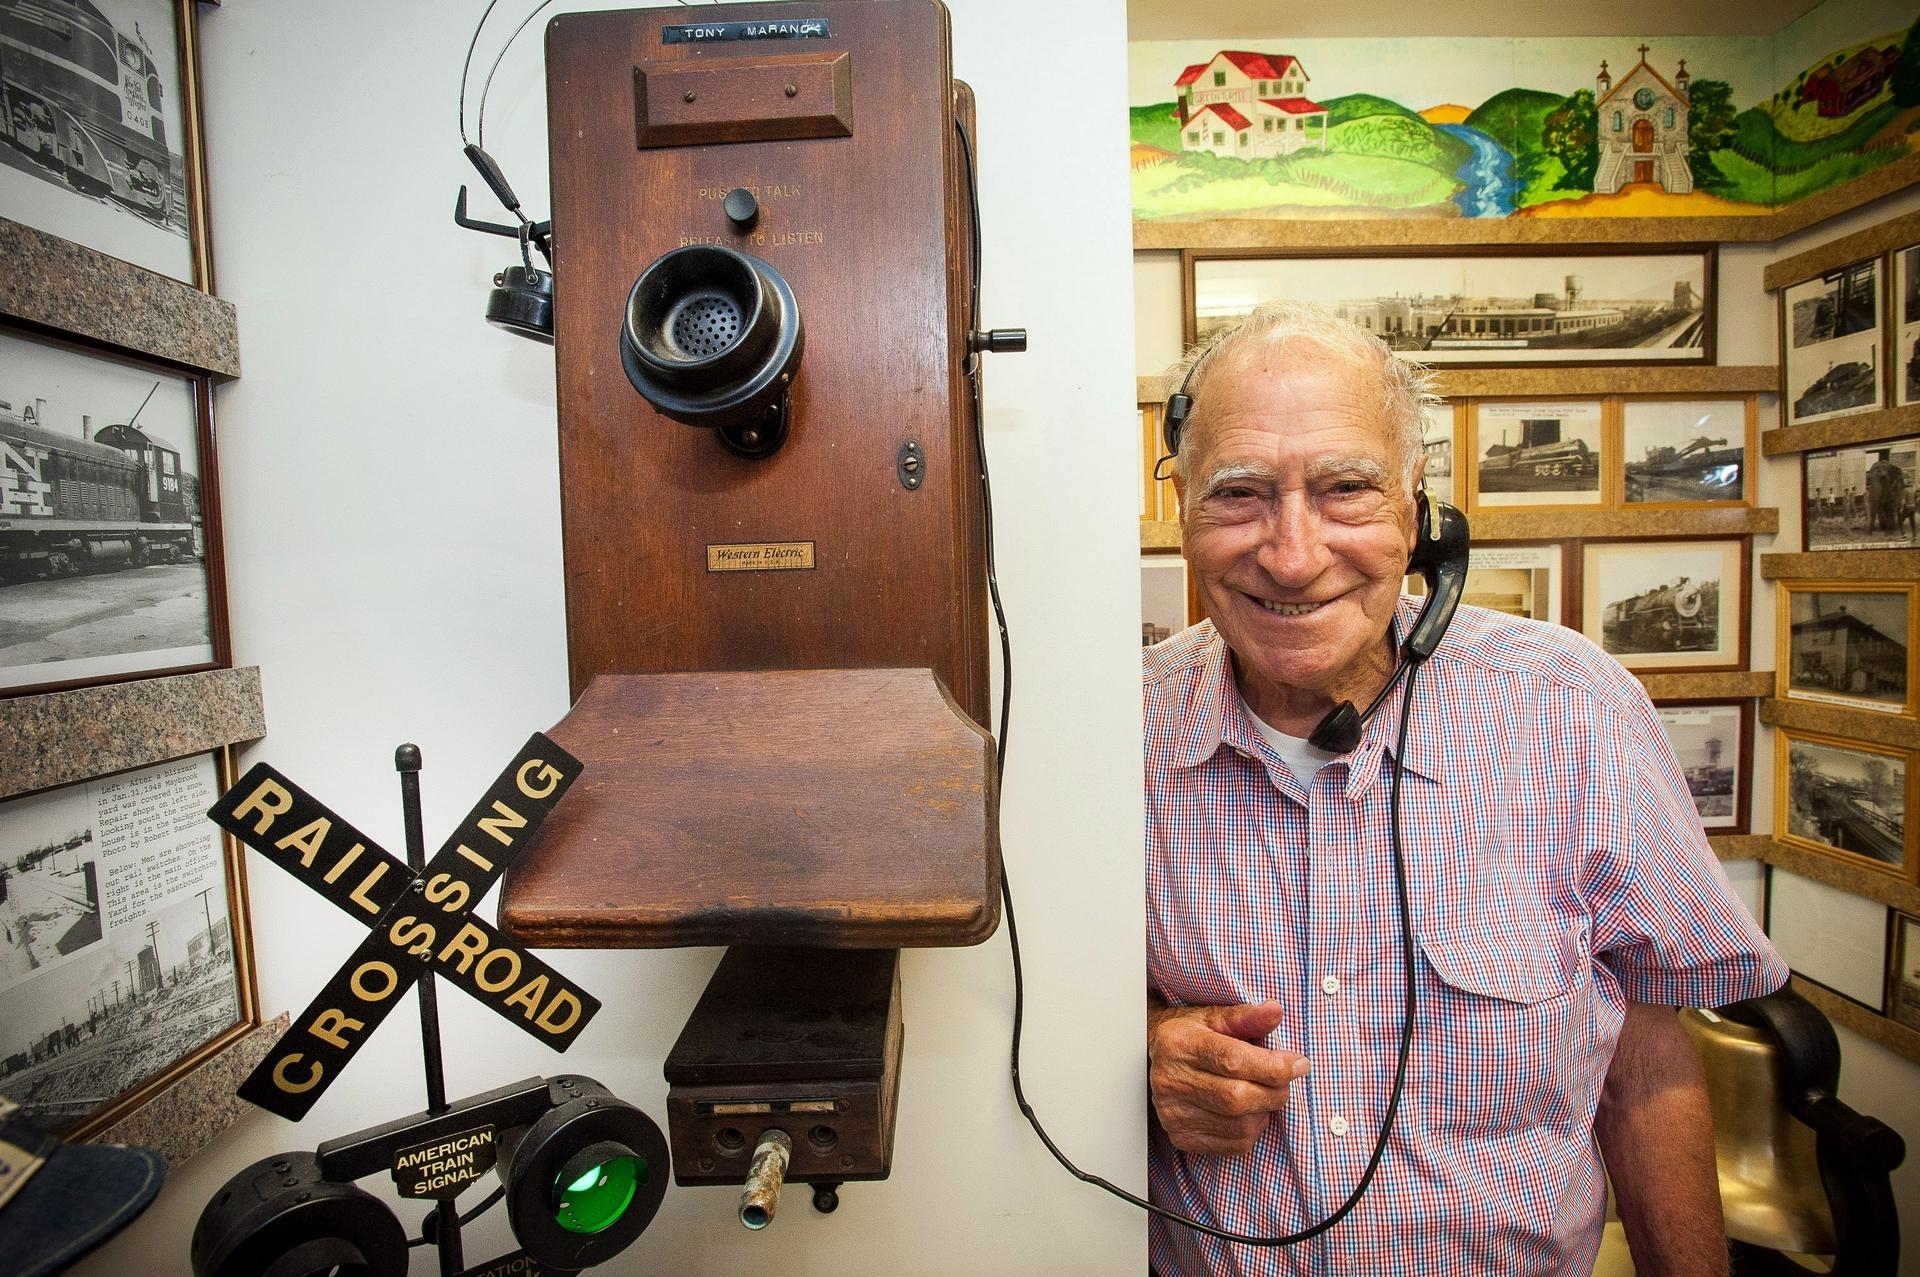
[1321, 975, 1340, 996]
[1329, 1115, 1349, 1137]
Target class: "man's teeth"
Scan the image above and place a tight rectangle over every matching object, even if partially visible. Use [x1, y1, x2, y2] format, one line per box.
[1257, 598, 1323, 615]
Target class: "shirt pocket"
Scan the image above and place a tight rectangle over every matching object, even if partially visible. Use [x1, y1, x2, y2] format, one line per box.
[1415, 915, 1590, 1139]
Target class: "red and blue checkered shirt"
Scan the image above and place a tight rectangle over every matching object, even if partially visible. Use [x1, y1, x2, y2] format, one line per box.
[1146, 601, 1785, 1276]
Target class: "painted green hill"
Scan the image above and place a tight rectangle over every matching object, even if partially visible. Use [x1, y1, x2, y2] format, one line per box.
[1464, 87, 1564, 150]
[1323, 93, 1424, 125]
[1130, 102, 1181, 152]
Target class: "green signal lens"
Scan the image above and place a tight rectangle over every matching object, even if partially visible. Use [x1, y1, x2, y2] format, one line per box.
[553, 1154, 646, 1234]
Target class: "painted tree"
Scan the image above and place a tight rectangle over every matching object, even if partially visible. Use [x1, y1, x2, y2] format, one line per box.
[1893, 16, 1920, 107]
[1686, 79, 1739, 193]
[1541, 88, 1598, 190]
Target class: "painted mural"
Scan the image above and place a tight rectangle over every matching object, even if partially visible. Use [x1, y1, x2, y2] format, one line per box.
[1129, 0, 1920, 221]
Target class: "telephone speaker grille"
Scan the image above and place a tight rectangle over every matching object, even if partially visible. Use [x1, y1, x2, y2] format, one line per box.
[672, 295, 744, 358]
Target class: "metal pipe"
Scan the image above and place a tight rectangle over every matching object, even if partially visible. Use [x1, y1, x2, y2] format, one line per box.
[739, 1129, 793, 1230]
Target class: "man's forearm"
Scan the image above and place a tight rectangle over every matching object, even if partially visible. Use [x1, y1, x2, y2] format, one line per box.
[1596, 1002, 1728, 1277]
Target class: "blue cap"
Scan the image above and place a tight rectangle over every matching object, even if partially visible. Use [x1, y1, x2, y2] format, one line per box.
[0, 1096, 164, 1277]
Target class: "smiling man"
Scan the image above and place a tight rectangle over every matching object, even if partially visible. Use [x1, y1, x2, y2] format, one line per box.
[1143, 304, 1785, 1276]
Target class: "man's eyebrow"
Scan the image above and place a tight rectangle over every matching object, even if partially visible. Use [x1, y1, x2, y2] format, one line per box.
[1195, 462, 1277, 499]
[1305, 455, 1389, 486]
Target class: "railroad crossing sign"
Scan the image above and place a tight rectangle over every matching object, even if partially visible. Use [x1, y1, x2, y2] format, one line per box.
[207, 734, 599, 1121]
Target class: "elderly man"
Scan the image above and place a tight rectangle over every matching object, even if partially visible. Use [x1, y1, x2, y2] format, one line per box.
[1144, 304, 1785, 1276]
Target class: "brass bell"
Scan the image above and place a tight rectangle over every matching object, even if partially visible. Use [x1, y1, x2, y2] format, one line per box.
[1681, 1007, 1836, 1255]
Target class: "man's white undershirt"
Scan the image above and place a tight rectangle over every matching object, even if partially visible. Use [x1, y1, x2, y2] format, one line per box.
[1244, 704, 1342, 782]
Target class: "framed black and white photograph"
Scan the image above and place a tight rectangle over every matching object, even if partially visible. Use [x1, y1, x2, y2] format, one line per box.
[1777, 729, 1916, 882]
[1622, 398, 1751, 506]
[1422, 402, 1455, 507]
[1187, 246, 1714, 366]
[1782, 258, 1883, 427]
[1892, 910, 1920, 1032]
[1655, 701, 1749, 833]
[1408, 542, 1563, 626]
[0, 327, 226, 696]
[1468, 400, 1605, 510]
[1804, 438, 1919, 551]
[1765, 868, 1890, 1012]
[1141, 552, 1187, 647]
[0, 750, 258, 1137]
[1894, 245, 1920, 409]
[1779, 583, 1915, 716]
[1580, 539, 1746, 673]
[0, 0, 209, 286]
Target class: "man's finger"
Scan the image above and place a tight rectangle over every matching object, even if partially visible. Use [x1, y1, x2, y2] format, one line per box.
[1195, 1000, 1286, 1043]
[1187, 1029, 1310, 1090]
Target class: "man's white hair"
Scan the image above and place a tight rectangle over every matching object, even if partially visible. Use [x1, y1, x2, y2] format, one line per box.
[1165, 301, 1440, 492]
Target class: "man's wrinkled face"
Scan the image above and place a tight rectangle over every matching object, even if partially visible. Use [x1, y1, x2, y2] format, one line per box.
[1176, 345, 1421, 709]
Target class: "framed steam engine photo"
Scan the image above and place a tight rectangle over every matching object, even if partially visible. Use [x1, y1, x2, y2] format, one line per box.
[0, 325, 227, 696]
[1465, 399, 1606, 510]
[1579, 538, 1746, 673]
[0, 0, 212, 287]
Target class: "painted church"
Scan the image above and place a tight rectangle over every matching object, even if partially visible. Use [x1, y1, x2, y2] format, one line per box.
[1594, 46, 1694, 194]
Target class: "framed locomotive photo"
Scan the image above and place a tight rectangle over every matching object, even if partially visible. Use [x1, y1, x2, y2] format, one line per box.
[1892, 910, 1920, 1032]
[1776, 729, 1917, 883]
[1782, 258, 1884, 427]
[0, 749, 259, 1138]
[0, 0, 211, 287]
[1579, 539, 1746, 673]
[1778, 582, 1916, 717]
[0, 327, 227, 696]
[1407, 542, 1563, 626]
[1765, 868, 1890, 1013]
[1466, 400, 1606, 510]
[1804, 438, 1920, 552]
[1895, 245, 1920, 409]
[1621, 398, 1753, 507]
[1185, 246, 1714, 367]
[1654, 700, 1750, 833]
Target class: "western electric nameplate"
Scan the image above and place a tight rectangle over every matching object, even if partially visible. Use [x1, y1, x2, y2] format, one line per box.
[706, 541, 816, 572]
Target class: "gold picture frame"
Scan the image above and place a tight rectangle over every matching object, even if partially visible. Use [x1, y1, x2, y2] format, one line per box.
[1775, 728, 1918, 884]
[1777, 580, 1917, 718]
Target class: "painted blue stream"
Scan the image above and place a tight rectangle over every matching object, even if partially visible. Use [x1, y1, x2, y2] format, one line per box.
[1436, 123, 1520, 218]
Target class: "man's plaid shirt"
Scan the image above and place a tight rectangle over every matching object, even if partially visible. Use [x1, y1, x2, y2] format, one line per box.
[1145, 601, 1785, 1276]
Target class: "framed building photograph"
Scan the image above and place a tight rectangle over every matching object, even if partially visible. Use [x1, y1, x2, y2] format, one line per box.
[1804, 438, 1918, 551]
[0, 750, 259, 1137]
[1782, 258, 1883, 427]
[1621, 398, 1752, 506]
[1779, 583, 1916, 716]
[1892, 910, 1920, 1032]
[1766, 868, 1889, 1012]
[1655, 701, 1750, 833]
[1187, 246, 1714, 366]
[0, 0, 210, 287]
[1776, 729, 1916, 882]
[1141, 552, 1188, 647]
[1422, 401, 1455, 507]
[0, 327, 227, 696]
[1468, 400, 1606, 510]
[1580, 539, 1746, 673]
[1408, 542, 1563, 626]
[1895, 245, 1920, 409]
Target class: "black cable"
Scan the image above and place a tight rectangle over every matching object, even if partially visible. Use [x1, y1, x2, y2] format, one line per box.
[956, 114, 1422, 1248]
[406, 1184, 507, 1248]
[476, 0, 564, 149]
[457, 0, 510, 145]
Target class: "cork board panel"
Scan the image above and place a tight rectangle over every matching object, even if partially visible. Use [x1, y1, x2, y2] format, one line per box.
[1639, 671, 1775, 701]
[1762, 404, 1920, 456]
[1763, 838, 1920, 915]
[1472, 507, 1778, 541]
[1710, 834, 1771, 861]
[1764, 203, 1920, 293]
[1, 666, 266, 799]
[1759, 549, 1920, 581]
[1790, 976, 1920, 1069]
[93, 1012, 289, 1166]
[1141, 368, 1780, 403]
[0, 218, 240, 379]
[1140, 518, 1182, 549]
[1760, 697, 1920, 750]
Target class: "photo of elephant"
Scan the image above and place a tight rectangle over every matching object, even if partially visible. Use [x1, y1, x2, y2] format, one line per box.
[1805, 439, 1919, 551]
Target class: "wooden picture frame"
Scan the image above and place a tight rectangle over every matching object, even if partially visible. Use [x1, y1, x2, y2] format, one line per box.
[1184, 244, 1716, 367]
[0, 323, 230, 697]
[1891, 910, 1920, 1033]
[1620, 396, 1755, 508]
[1421, 400, 1456, 507]
[1893, 244, 1920, 410]
[0, 747, 260, 1138]
[1803, 437, 1920, 552]
[1407, 541, 1565, 627]
[0, 0, 213, 289]
[1780, 255, 1884, 427]
[1653, 699, 1753, 834]
[1766, 867, 1891, 1014]
[1464, 398, 1607, 512]
[1578, 538, 1748, 673]
[1775, 728, 1918, 884]
[1140, 400, 1177, 522]
[1777, 581, 1917, 718]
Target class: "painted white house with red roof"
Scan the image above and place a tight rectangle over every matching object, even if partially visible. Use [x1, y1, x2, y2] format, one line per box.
[1593, 46, 1693, 194]
[1174, 50, 1329, 158]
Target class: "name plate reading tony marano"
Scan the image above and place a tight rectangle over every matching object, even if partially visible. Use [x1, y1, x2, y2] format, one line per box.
[706, 541, 816, 572]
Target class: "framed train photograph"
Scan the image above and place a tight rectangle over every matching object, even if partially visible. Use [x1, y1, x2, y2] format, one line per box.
[0, 0, 212, 287]
[1777, 581, 1917, 717]
[0, 326, 228, 696]
[1654, 700, 1751, 834]
[1781, 256, 1884, 427]
[1775, 728, 1917, 883]
[1803, 437, 1920, 552]
[1465, 399, 1607, 511]
[1184, 246, 1714, 367]
[1579, 538, 1746, 673]
[1895, 244, 1920, 409]
[1621, 398, 1753, 507]
[0, 748, 259, 1138]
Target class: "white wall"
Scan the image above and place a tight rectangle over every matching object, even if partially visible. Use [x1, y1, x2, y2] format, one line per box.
[78, 2, 1146, 1272]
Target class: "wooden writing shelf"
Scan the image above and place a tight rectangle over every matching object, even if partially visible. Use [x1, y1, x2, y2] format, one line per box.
[1761, 404, 1920, 457]
[1760, 549, 1920, 580]
[1760, 697, 1920, 749]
